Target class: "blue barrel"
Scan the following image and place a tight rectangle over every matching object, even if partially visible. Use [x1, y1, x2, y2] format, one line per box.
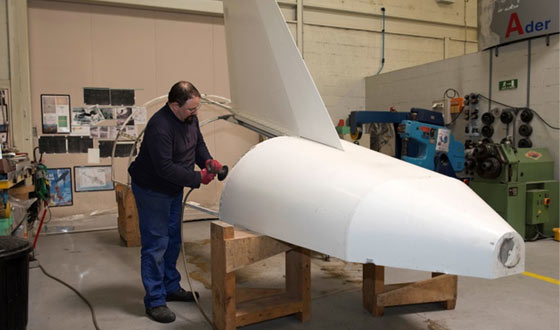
[0, 237, 32, 330]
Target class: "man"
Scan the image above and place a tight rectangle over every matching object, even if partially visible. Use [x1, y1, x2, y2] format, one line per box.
[128, 81, 222, 323]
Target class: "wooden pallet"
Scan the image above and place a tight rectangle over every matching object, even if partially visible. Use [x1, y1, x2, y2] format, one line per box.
[115, 183, 141, 247]
[211, 221, 311, 330]
[362, 263, 457, 316]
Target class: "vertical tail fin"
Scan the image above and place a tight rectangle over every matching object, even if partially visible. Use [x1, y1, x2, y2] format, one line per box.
[223, 0, 343, 150]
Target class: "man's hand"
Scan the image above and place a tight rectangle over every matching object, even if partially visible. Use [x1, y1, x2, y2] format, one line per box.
[200, 168, 215, 185]
[205, 159, 223, 173]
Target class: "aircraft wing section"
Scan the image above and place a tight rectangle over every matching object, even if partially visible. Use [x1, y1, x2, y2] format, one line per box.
[223, 0, 343, 150]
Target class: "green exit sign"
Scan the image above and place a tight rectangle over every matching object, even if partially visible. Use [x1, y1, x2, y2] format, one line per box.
[499, 79, 518, 90]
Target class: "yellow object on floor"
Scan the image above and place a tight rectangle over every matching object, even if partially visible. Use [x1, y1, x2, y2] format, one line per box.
[553, 228, 559, 241]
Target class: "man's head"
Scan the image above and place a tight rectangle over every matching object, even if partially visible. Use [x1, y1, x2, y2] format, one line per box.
[168, 81, 201, 123]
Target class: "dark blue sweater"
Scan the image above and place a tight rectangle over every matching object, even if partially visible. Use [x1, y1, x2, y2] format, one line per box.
[128, 103, 212, 196]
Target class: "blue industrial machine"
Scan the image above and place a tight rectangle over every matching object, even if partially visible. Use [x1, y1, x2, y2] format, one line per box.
[349, 108, 465, 177]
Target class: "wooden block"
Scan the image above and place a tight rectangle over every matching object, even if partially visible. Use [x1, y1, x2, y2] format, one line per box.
[363, 264, 458, 317]
[376, 274, 457, 306]
[212, 221, 236, 330]
[236, 288, 284, 304]
[286, 248, 311, 322]
[236, 293, 302, 327]
[433, 272, 458, 309]
[224, 231, 292, 273]
[363, 263, 385, 316]
[115, 183, 141, 247]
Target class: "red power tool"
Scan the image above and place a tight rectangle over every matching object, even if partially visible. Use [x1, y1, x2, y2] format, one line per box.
[207, 162, 229, 181]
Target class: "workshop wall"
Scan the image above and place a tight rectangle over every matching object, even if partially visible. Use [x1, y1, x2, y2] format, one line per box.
[365, 34, 560, 179]
[301, 0, 478, 123]
[27, 0, 258, 219]
[8, 0, 480, 220]
[0, 0, 8, 82]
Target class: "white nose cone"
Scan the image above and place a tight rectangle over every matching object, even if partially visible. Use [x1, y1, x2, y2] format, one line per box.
[219, 137, 524, 279]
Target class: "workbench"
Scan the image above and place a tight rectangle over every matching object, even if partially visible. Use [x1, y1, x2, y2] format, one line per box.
[0, 159, 35, 235]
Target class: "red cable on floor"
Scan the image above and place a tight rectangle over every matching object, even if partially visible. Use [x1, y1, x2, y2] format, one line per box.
[32, 201, 48, 250]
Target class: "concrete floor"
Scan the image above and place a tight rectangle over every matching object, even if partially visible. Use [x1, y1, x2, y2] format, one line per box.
[28, 216, 559, 330]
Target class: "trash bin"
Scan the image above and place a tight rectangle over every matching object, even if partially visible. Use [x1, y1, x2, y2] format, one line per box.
[0, 237, 32, 330]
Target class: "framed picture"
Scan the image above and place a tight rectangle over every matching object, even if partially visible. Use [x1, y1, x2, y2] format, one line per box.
[74, 165, 114, 192]
[0, 89, 8, 133]
[46, 168, 73, 207]
[41, 94, 71, 134]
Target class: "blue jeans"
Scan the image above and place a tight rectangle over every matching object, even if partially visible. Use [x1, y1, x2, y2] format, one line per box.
[131, 182, 183, 309]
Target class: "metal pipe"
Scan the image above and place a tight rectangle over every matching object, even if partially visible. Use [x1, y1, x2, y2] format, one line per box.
[463, 0, 468, 54]
[375, 7, 386, 75]
[297, 0, 303, 54]
[526, 39, 531, 108]
[488, 48, 493, 113]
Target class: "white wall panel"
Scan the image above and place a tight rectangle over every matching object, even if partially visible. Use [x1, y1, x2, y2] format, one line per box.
[305, 25, 445, 121]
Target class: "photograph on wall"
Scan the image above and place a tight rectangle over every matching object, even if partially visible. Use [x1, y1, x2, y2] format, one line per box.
[71, 106, 104, 126]
[46, 168, 73, 207]
[41, 94, 71, 134]
[90, 126, 99, 138]
[100, 107, 115, 120]
[116, 107, 134, 126]
[99, 126, 109, 139]
[74, 165, 114, 192]
[132, 106, 148, 124]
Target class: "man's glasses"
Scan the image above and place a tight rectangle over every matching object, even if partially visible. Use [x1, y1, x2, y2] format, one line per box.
[185, 104, 202, 112]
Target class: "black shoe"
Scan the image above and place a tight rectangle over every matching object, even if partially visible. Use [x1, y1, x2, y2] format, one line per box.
[166, 288, 200, 302]
[146, 305, 176, 323]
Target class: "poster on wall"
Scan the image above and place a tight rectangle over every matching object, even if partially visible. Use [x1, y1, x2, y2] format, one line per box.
[46, 168, 73, 207]
[74, 165, 114, 192]
[41, 94, 71, 134]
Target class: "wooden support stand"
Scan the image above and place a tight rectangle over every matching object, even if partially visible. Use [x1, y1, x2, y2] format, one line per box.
[115, 183, 141, 247]
[211, 221, 311, 330]
[363, 264, 457, 316]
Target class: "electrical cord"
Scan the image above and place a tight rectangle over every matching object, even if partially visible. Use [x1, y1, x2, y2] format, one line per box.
[478, 94, 560, 130]
[10, 213, 29, 236]
[29, 190, 215, 330]
[535, 228, 555, 240]
[33, 261, 102, 330]
[44, 205, 52, 224]
[443, 88, 460, 99]
[443, 88, 464, 127]
[443, 89, 559, 130]
[180, 188, 216, 329]
[33, 146, 45, 164]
